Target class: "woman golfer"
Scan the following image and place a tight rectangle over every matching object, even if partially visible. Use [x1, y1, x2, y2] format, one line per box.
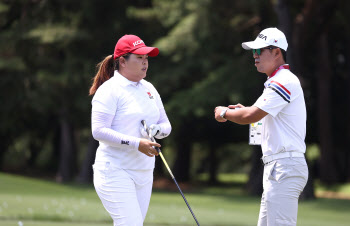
[89, 34, 171, 225]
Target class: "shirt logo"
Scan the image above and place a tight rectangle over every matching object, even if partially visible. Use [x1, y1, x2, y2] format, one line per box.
[133, 40, 144, 47]
[147, 92, 154, 99]
[121, 140, 129, 145]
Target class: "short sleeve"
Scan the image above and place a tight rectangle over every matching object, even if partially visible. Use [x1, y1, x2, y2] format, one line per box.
[92, 82, 118, 115]
[253, 80, 292, 117]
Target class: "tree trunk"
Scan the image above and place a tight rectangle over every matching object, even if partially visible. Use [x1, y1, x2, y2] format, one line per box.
[27, 140, 41, 169]
[0, 138, 10, 171]
[172, 125, 191, 182]
[317, 33, 339, 184]
[276, 0, 317, 199]
[245, 146, 263, 196]
[76, 136, 98, 183]
[347, 40, 350, 182]
[56, 113, 77, 183]
[208, 144, 218, 185]
[274, 0, 294, 66]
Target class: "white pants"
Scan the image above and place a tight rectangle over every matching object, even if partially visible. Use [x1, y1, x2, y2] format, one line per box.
[93, 162, 153, 226]
[257, 157, 308, 226]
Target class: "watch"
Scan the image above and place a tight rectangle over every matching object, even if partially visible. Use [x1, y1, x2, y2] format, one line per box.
[220, 108, 228, 119]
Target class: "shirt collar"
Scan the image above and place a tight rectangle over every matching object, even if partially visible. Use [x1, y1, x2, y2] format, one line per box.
[114, 70, 141, 87]
[264, 64, 290, 88]
[268, 64, 290, 79]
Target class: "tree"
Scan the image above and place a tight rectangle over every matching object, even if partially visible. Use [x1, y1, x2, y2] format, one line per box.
[2, 0, 350, 192]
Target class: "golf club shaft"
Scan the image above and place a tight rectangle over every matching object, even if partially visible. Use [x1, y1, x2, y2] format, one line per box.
[141, 120, 200, 226]
[153, 144, 200, 226]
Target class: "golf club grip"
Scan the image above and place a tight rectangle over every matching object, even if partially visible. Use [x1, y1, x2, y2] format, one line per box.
[149, 136, 161, 154]
[154, 145, 161, 154]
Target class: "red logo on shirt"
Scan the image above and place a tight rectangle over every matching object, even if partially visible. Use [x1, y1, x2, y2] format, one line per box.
[147, 92, 154, 99]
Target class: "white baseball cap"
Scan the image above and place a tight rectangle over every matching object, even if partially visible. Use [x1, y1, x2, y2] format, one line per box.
[242, 27, 288, 51]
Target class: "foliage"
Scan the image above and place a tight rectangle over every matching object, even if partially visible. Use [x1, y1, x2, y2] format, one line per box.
[0, 0, 350, 185]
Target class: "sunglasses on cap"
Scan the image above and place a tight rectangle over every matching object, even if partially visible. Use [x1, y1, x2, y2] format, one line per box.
[252, 46, 278, 55]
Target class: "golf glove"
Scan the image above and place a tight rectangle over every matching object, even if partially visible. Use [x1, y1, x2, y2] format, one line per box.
[140, 124, 161, 138]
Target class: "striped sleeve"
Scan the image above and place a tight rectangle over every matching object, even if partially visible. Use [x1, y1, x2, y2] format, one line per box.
[267, 81, 291, 103]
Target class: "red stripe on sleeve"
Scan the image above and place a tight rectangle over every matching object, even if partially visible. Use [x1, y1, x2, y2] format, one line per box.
[271, 81, 291, 95]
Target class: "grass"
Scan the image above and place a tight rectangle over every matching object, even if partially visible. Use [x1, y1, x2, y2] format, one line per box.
[1, 173, 350, 226]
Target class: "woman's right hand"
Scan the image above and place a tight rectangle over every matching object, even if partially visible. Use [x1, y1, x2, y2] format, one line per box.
[138, 139, 161, 157]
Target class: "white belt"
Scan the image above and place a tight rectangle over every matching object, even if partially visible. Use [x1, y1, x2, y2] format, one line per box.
[261, 152, 304, 165]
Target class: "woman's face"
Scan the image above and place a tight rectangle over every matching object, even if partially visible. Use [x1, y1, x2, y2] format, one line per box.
[120, 54, 149, 82]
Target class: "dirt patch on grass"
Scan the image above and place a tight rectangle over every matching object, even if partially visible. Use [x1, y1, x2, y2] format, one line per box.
[316, 191, 350, 200]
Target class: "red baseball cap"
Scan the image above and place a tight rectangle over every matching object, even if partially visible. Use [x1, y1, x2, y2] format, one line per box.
[113, 35, 159, 59]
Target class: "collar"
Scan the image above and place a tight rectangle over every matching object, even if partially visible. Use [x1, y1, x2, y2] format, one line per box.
[268, 64, 290, 79]
[114, 71, 141, 87]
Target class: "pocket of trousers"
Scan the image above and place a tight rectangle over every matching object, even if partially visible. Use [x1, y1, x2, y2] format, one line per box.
[265, 162, 277, 181]
[270, 162, 291, 182]
[271, 162, 305, 183]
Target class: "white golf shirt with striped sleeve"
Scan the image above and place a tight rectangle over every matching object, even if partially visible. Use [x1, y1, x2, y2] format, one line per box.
[253, 65, 307, 157]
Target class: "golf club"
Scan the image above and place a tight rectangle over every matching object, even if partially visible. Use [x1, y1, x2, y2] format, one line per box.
[141, 120, 200, 226]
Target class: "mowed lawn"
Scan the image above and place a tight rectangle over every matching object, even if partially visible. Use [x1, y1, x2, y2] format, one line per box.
[1, 173, 350, 226]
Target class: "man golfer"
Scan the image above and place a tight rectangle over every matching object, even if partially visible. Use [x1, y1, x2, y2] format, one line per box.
[214, 27, 308, 226]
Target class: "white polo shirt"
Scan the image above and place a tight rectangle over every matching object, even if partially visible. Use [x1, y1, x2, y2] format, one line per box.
[92, 71, 164, 169]
[253, 67, 306, 156]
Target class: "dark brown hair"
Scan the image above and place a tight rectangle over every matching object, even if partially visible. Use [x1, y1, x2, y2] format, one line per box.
[280, 49, 287, 62]
[268, 45, 287, 63]
[89, 53, 131, 95]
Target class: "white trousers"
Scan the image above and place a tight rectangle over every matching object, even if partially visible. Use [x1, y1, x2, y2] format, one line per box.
[93, 162, 153, 226]
[257, 157, 308, 226]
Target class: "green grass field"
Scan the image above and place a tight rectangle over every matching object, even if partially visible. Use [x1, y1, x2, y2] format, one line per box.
[1, 173, 350, 226]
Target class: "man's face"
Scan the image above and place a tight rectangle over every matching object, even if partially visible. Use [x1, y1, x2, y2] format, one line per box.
[253, 48, 276, 74]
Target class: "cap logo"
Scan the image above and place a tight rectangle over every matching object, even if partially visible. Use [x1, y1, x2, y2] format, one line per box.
[133, 40, 144, 47]
[258, 34, 267, 41]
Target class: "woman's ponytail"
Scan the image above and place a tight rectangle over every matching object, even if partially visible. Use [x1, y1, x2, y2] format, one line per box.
[89, 55, 115, 96]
